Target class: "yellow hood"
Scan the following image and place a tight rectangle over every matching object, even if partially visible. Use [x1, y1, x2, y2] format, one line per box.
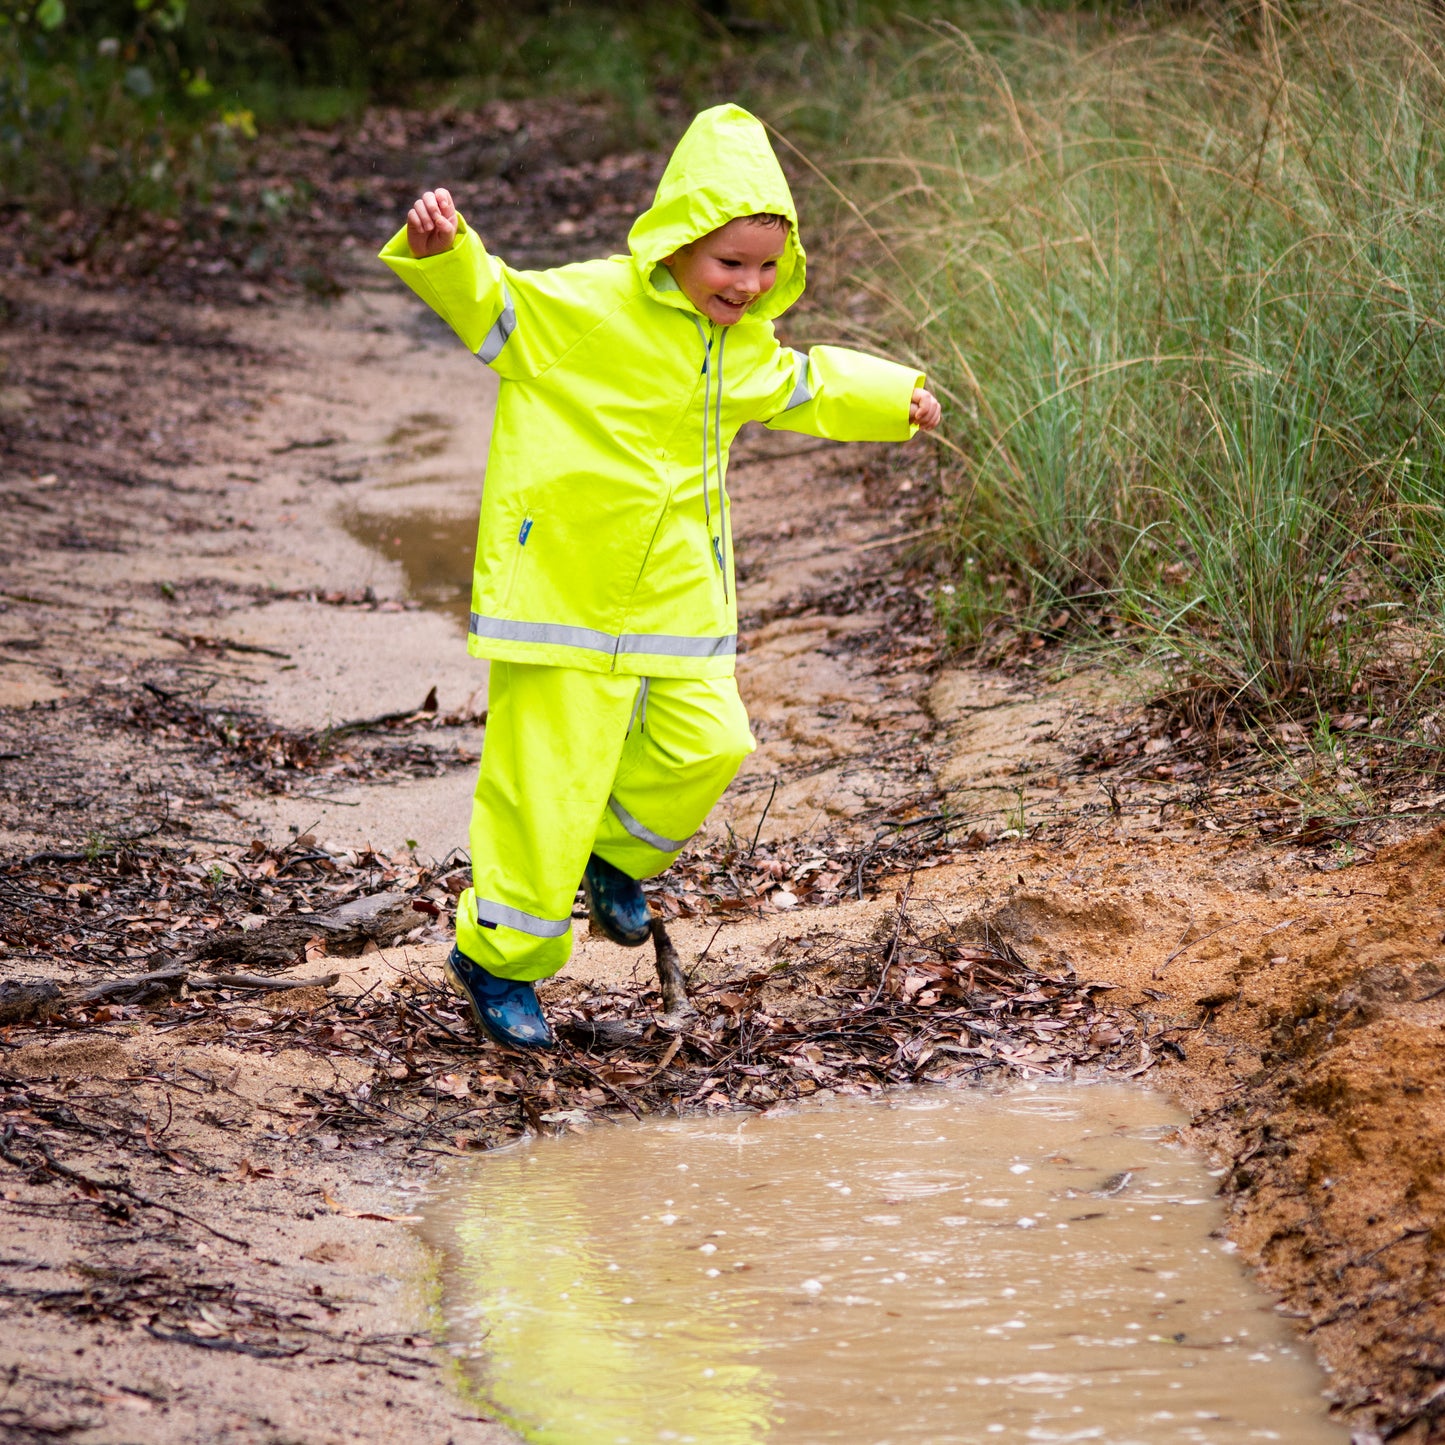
[627, 103, 806, 322]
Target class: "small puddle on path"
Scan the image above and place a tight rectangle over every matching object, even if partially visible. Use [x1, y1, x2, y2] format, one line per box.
[341, 508, 475, 629]
[422, 1084, 1344, 1444]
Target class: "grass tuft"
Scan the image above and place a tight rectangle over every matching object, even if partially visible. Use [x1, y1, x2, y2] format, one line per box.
[803, 0, 1445, 725]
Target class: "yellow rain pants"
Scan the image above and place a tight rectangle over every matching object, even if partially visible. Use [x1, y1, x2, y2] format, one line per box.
[455, 663, 754, 982]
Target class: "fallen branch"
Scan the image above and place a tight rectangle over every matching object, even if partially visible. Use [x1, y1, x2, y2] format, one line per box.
[0, 1131, 250, 1250]
[191, 889, 418, 971]
[68, 966, 188, 1006]
[651, 919, 697, 1025]
[0, 968, 188, 1025]
[203, 972, 339, 993]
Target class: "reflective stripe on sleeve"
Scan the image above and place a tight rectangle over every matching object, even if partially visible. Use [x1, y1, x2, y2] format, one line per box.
[470, 613, 736, 660]
[476, 285, 516, 365]
[473, 896, 572, 938]
[783, 348, 813, 409]
[608, 796, 693, 855]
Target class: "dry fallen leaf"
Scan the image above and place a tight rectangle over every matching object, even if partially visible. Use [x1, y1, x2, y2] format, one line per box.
[321, 1190, 421, 1224]
[227, 1157, 274, 1183]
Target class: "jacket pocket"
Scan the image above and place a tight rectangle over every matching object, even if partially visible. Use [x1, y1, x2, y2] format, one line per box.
[500, 510, 533, 612]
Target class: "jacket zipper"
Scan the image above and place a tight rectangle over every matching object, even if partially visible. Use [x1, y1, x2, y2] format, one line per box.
[501, 509, 533, 610]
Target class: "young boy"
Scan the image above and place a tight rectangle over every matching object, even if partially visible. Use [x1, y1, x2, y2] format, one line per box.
[380, 103, 940, 1049]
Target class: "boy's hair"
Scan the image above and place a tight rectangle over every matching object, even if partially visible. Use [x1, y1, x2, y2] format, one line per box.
[743, 213, 790, 230]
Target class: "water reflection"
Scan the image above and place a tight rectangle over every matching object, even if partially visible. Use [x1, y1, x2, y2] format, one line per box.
[424, 1085, 1345, 1445]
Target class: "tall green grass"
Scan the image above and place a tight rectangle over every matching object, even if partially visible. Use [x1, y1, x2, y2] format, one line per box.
[802, 1, 1445, 720]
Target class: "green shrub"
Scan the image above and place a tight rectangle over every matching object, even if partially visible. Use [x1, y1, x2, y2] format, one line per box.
[0, 1, 239, 250]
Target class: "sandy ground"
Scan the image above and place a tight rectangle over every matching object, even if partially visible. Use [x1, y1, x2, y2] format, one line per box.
[2, 265, 1444, 1443]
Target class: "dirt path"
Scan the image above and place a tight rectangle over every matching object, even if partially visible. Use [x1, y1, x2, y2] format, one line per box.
[2, 266, 1444, 1443]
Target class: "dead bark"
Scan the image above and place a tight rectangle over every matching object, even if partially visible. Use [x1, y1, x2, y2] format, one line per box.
[0, 979, 62, 1025]
[189, 890, 418, 971]
[0, 966, 188, 1026]
[70, 966, 189, 1005]
[562, 1018, 646, 1048]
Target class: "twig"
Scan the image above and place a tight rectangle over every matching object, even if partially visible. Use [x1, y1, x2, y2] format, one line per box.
[404, 1002, 476, 1046]
[160, 630, 291, 660]
[1153, 920, 1239, 980]
[145, 1326, 304, 1358]
[865, 872, 915, 1010]
[697, 920, 726, 964]
[1337, 1227, 1429, 1278]
[853, 525, 944, 553]
[0, 1131, 250, 1249]
[19, 824, 165, 866]
[855, 845, 873, 901]
[748, 780, 779, 857]
[315, 695, 437, 742]
[557, 1043, 641, 1119]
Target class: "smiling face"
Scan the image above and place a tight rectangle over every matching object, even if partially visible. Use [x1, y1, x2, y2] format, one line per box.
[662, 215, 789, 326]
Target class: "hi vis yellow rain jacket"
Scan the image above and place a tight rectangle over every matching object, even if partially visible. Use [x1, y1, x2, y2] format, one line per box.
[379, 103, 923, 680]
[380, 104, 925, 983]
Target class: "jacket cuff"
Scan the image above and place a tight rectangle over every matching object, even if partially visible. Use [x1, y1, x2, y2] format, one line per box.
[376, 212, 471, 270]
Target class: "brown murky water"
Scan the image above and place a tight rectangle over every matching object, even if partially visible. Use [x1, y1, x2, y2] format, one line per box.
[423, 1084, 1344, 1444]
[341, 507, 475, 629]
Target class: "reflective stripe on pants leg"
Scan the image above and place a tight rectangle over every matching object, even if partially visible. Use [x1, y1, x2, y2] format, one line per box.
[473, 896, 572, 938]
[607, 795, 693, 855]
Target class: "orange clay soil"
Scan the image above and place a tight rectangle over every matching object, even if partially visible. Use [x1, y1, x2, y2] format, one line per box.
[863, 819, 1445, 1442]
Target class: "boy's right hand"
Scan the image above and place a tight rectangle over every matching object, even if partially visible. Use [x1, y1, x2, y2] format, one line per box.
[406, 188, 458, 258]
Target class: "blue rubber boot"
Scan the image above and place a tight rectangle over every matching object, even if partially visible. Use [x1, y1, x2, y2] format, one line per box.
[445, 945, 555, 1050]
[582, 853, 652, 947]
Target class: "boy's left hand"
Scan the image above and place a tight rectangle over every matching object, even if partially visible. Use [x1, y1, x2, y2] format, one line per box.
[910, 388, 942, 432]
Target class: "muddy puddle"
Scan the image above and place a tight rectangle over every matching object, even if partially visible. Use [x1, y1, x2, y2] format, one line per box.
[341, 506, 475, 629]
[422, 1084, 1343, 1444]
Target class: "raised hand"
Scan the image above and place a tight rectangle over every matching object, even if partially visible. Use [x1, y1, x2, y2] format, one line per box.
[910, 387, 942, 432]
[406, 187, 458, 259]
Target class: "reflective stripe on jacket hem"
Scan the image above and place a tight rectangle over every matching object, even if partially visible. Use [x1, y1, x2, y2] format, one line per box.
[470, 613, 736, 660]
[476, 286, 516, 365]
[608, 796, 693, 854]
[474, 896, 571, 938]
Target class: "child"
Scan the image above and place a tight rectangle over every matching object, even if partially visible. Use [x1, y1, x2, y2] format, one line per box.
[380, 103, 940, 1049]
